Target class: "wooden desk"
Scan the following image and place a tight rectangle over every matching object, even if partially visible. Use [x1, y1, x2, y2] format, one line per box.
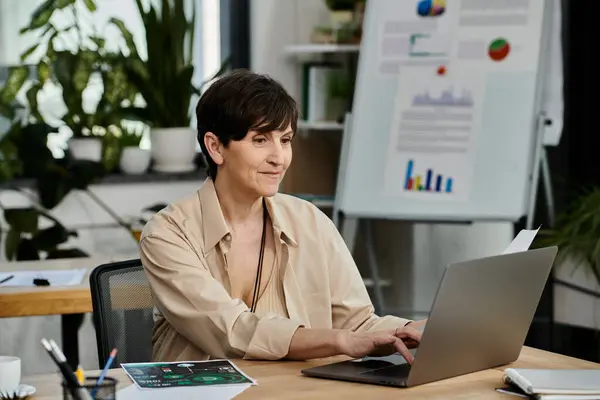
[0, 257, 98, 317]
[25, 347, 600, 399]
[0, 256, 136, 369]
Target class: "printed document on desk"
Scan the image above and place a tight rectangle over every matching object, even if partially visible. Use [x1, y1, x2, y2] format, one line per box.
[0, 269, 87, 286]
[121, 359, 256, 389]
[503, 227, 541, 254]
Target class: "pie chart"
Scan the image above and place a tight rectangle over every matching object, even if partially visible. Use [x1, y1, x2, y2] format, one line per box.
[417, 0, 446, 17]
[488, 38, 510, 61]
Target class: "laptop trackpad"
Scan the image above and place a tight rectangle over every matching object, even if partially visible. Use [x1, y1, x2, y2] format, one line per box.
[360, 362, 411, 377]
[356, 353, 412, 377]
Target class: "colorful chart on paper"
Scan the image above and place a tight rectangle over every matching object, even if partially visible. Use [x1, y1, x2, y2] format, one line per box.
[121, 360, 255, 389]
[488, 38, 511, 61]
[417, 0, 446, 17]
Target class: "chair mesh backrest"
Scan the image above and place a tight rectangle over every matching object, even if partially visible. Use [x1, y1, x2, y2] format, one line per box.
[90, 259, 154, 368]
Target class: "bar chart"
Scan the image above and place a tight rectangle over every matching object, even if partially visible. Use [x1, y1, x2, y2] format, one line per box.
[403, 159, 454, 193]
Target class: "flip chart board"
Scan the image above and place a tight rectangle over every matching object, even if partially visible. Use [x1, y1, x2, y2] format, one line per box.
[336, 0, 551, 222]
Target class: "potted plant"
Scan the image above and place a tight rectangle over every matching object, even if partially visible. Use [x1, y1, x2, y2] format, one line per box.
[538, 187, 600, 287]
[117, 123, 150, 175]
[113, 0, 229, 173]
[5, 0, 140, 162]
[0, 118, 102, 261]
[322, 0, 365, 44]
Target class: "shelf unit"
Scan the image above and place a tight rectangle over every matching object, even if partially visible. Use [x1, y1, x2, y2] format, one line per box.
[297, 120, 344, 131]
[284, 44, 360, 55]
[284, 41, 392, 307]
[283, 41, 359, 211]
[286, 43, 359, 134]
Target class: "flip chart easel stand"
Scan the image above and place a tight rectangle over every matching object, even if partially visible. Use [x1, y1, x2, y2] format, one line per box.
[333, 112, 557, 316]
[526, 115, 556, 230]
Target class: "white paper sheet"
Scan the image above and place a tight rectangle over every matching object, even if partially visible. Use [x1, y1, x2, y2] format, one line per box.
[0, 269, 87, 287]
[502, 227, 540, 254]
[116, 383, 251, 400]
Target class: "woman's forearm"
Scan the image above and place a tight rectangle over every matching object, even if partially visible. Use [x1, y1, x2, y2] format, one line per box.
[285, 327, 344, 360]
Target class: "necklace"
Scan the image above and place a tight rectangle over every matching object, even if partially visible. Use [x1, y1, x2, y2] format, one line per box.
[250, 198, 267, 312]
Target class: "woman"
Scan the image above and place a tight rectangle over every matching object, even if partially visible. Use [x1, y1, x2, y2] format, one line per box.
[140, 70, 425, 364]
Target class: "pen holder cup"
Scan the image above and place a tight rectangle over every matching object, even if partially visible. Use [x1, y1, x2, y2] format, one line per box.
[62, 376, 117, 400]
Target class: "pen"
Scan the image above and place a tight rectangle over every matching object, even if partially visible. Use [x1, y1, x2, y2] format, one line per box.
[76, 365, 85, 385]
[40, 338, 92, 400]
[0, 275, 14, 285]
[90, 348, 117, 398]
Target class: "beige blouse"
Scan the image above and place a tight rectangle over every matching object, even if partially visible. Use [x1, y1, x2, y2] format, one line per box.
[140, 178, 411, 362]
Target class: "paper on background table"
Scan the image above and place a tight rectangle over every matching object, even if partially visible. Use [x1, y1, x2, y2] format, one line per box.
[0, 269, 86, 287]
[502, 227, 540, 255]
[116, 383, 251, 400]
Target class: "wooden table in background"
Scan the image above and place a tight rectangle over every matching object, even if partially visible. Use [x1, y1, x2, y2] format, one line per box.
[26, 347, 600, 399]
[0, 256, 136, 369]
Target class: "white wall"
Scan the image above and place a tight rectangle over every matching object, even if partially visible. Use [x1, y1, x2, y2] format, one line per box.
[250, 0, 514, 319]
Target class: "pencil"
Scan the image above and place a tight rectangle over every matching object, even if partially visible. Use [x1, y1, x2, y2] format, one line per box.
[90, 348, 117, 398]
[40, 338, 92, 400]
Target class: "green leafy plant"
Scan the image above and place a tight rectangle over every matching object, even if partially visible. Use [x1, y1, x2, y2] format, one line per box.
[0, 0, 145, 261]
[118, 123, 144, 148]
[112, 0, 229, 128]
[325, 0, 365, 11]
[0, 125, 23, 182]
[538, 187, 600, 286]
[0, 121, 105, 261]
[0, 388, 30, 400]
[1, 0, 140, 139]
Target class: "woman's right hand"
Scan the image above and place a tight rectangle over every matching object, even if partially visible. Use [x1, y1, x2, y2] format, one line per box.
[336, 326, 422, 363]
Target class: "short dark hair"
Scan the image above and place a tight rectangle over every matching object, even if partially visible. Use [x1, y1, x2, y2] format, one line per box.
[196, 69, 298, 180]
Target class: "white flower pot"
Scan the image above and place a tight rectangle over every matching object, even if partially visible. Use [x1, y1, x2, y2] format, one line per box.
[68, 137, 103, 161]
[120, 147, 151, 175]
[150, 127, 197, 173]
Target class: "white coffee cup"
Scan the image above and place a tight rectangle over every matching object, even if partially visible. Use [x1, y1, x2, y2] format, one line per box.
[0, 356, 21, 395]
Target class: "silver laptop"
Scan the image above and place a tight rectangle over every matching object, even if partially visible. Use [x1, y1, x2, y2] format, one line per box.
[301, 246, 558, 387]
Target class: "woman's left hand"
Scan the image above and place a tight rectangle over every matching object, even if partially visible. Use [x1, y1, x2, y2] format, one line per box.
[406, 318, 427, 330]
[403, 319, 427, 348]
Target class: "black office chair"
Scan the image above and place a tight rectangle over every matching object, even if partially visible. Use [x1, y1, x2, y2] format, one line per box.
[90, 258, 155, 369]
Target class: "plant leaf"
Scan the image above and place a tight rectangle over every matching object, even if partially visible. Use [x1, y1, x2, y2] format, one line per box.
[539, 186, 600, 286]
[68, 160, 105, 189]
[109, 18, 138, 56]
[16, 239, 40, 261]
[90, 36, 106, 49]
[15, 123, 56, 177]
[4, 229, 21, 261]
[82, 0, 97, 12]
[114, 106, 154, 124]
[187, 0, 196, 66]
[36, 165, 71, 209]
[20, 0, 55, 33]
[37, 60, 51, 83]
[33, 224, 75, 252]
[0, 66, 29, 105]
[46, 248, 89, 259]
[26, 82, 44, 122]
[4, 208, 39, 234]
[46, 29, 60, 60]
[21, 43, 40, 62]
